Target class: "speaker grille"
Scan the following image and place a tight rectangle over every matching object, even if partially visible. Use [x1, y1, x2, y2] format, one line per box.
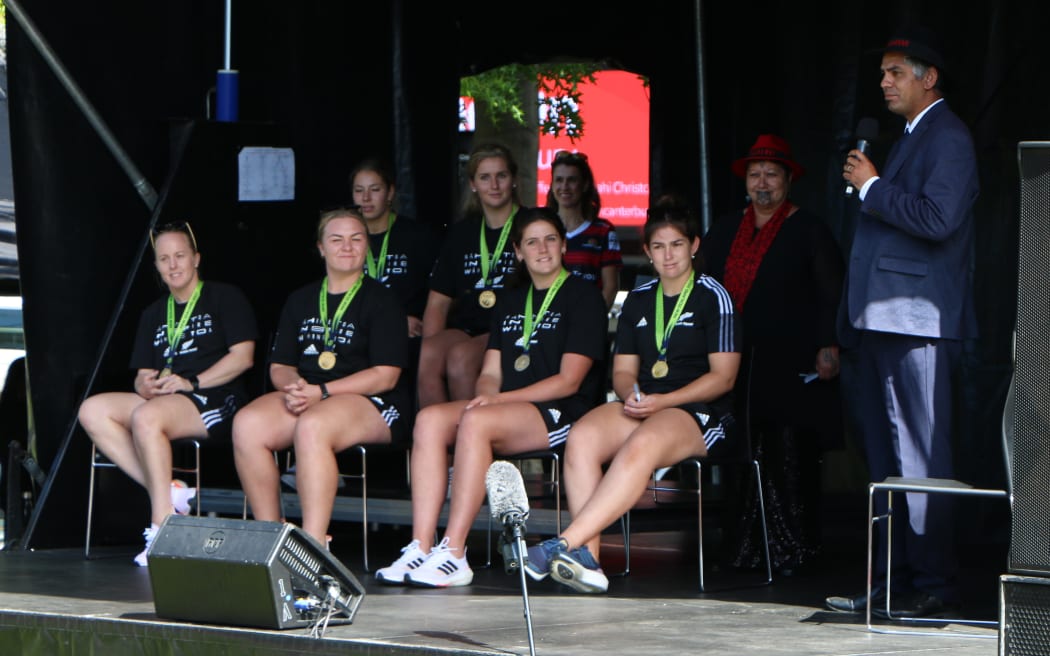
[279, 533, 325, 584]
[1011, 143, 1050, 575]
[149, 516, 364, 630]
[1002, 576, 1050, 655]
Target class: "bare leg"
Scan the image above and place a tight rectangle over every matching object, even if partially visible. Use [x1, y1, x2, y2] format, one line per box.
[409, 402, 466, 550]
[79, 392, 149, 486]
[446, 334, 489, 401]
[562, 403, 636, 560]
[128, 395, 209, 526]
[562, 409, 706, 561]
[294, 395, 392, 544]
[442, 402, 552, 555]
[232, 392, 297, 522]
[417, 329, 473, 409]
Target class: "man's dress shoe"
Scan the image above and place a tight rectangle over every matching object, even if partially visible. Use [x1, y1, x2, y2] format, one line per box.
[825, 590, 886, 613]
[871, 591, 948, 619]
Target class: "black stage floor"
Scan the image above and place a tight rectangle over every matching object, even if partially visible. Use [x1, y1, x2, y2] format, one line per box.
[0, 493, 1005, 656]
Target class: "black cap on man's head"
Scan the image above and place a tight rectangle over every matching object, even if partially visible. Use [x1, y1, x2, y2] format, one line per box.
[882, 25, 947, 72]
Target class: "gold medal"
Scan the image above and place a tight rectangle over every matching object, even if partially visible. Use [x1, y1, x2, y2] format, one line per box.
[651, 360, 669, 378]
[159, 367, 172, 378]
[318, 351, 337, 370]
[514, 354, 530, 372]
[479, 290, 496, 308]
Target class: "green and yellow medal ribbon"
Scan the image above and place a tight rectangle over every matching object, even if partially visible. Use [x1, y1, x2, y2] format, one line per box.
[163, 281, 203, 375]
[365, 212, 396, 279]
[653, 275, 695, 371]
[520, 269, 569, 355]
[319, 275, 364, 354]
[478, 206, 517, 288]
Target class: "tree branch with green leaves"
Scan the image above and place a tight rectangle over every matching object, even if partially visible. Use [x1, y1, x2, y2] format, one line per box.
[462, 63, 606, 143]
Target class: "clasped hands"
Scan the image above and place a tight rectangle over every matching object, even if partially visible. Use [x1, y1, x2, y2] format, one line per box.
[283, 378, 322, 415]
[140, 369, 194, 397]
[623, 390, 662, 419]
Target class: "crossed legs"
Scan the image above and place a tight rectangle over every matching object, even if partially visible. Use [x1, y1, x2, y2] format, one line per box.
[79, 391, 207, 527]
[561, 403, 706, 561]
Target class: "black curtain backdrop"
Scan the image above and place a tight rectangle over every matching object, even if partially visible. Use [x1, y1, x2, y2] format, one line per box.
[6, 0, 1047, 547]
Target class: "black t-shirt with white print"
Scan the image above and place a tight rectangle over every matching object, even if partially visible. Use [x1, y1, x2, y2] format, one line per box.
[368, 214, 440, 319]
[129, 281, 258, 395]
[486, 273, 608, 423]
[270, 276, 410, 406]
[615, 273, 740, 418]
[429, 213, 519, 335]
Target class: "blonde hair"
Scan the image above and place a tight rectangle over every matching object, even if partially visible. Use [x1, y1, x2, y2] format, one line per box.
[462, 142, 522, 216]
[316, 206, 367, 242]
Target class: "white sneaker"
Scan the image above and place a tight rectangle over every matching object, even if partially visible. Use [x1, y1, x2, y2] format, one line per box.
[375, 539, 428, 585]
[171, 480, 196, 515]
[405, 537, 474, 588]
[134, 525, 158, 567]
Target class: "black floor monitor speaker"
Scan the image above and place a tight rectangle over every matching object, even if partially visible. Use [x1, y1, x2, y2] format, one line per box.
[148, 515, 365, 630]
[1001, 575, 1050, 654]
[1012, 142, 1050, 576]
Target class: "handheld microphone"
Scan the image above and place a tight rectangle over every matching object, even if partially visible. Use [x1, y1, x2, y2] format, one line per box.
[845, 117, 879, 196]
[486, 461, 530, 528]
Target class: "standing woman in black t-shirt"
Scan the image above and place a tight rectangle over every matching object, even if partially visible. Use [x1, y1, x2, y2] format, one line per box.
[351, 158, 439, 336]
[376, 207, 608, 588]
[417, 143, 521, 409]
[350, 158, 440, 406]
[78, 222, 258, 566]
[522, 205, 742, 594]
[232, 207, 411, 546]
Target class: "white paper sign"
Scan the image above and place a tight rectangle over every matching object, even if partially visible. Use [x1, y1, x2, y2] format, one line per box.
[238, 147, 295, 201]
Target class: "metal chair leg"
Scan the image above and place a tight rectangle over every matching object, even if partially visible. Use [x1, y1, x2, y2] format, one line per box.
[86, 438, 201, 559]
[751, 459, 772, 586]
[626, 457, 772, 592]
[865, 483, 999, 638]
[84, 445, 111, 558]
[357, 445, 369, 572]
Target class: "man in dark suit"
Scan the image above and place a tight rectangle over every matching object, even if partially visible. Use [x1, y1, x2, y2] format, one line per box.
[827, 26, 979, 618]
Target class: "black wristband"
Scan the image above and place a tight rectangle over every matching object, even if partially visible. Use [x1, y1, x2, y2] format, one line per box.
[189, 375, 200, 391]
[319, 382, 330, 400]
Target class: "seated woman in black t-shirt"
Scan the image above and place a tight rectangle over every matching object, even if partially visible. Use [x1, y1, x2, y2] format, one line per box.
[523, 205, 742, 593]
[376, 207, 608, 588]
[232, 207, 412, 547]
[78, 222, 257, 566]
[416, 143, 521, 409]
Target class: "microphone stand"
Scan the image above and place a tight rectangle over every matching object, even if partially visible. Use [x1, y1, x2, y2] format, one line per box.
[503, 512, 537, 656]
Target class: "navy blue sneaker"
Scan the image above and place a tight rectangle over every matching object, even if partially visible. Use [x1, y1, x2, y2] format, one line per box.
[524, 537, 568, 581]
[551, 545, 609, 593]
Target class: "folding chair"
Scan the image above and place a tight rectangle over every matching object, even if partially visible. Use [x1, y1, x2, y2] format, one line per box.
[621, 446, 773, 592]
[864, 373, 1014, 638]
[334, 443, 411, 572]
[85, 437, 202, 558]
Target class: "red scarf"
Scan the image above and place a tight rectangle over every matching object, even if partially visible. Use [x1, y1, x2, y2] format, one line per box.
[723, 202, 792, 311]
